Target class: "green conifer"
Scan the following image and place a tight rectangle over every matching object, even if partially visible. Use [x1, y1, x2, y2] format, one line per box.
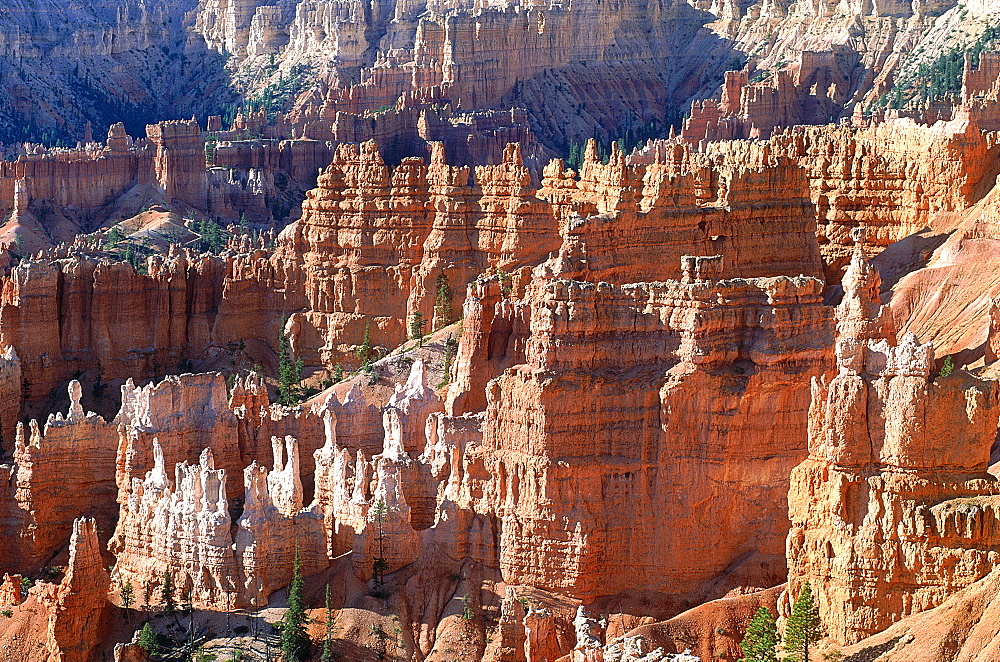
[280, 548, 310, 661]
[160, 569, 175, 614]
[739, 607, 777, 662]
[783, 581, 822, 662]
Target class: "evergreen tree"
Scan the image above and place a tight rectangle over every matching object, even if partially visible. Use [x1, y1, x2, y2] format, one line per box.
[280, 548, 310, 661]
[160, 569, 175, 614]
[195, 218, 230, 254]
[320, 584, 337, 662]
[137, 622, 158, 657]
[434, 273, 453, 330]
[437, 334, 457, 389]
[739, 607, 777, 662]
[103, 226, 125, 249]
[783, 582, 822, 662]
[409, 311, 426, 346]
[355, 321, 374, 369]
[120, 579, 134, 620]
[370, 499, 389, 596]
[567, 141, 581, 169]
[277, 324, 303, 406]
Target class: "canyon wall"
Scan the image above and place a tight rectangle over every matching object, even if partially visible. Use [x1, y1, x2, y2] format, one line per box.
[785, 245, 1000, 645]
[0, 0, 237, 143]
[699, 112, 999, 282]
[462, 268, 833, 602]
[0, 517, 111, 662]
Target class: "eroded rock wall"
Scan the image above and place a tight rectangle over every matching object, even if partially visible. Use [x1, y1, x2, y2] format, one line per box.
[785, 246, 1000, 645]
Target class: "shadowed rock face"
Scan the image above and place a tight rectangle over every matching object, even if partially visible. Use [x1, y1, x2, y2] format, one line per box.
[0, 516, 111, 662]
[0, 0, 985, 153]
[0, 0, 238, 143]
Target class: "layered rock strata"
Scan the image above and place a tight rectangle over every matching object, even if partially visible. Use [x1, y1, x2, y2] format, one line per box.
[110, 439, 325, 609]
[458, 268, 833, 602]
[0, 240, 293, 401]
[0, 381, 117, 572]
[0, 517, 111, 662]
[701, 112, 999, 281]
[785, 249, 1000, 644]
[284, 138, 825, 366]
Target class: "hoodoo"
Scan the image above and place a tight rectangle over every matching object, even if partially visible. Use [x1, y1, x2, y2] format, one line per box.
[2, 1, 1000, 660]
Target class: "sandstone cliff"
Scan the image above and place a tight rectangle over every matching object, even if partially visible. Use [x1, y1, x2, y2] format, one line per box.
[785, 246, 1000, 645]
[840, 563, 1000, 661]
[0, 517, 110, 662]
[0, 381, 117, 573]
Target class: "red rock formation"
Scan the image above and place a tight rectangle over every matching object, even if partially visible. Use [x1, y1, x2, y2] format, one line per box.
[785, 253, 1000, 645]
[0, 573, 25, 607]
[463, 270, 831, 603]
[278, 0, 703, 152]
[590, 586, 783, 662]
[48, 517, 112, 661]
[682, 54, 844, 144]
[113, 371, 325, 504]
[147, 119, 208, 210]
[0, 346, 20, 450]
[1, 381, 117, 572]
[750, 112, 997, 280]
[0, 517, 110, 662]
[840, 564, 1000, 662]
[988, 297, 1000, 365]
[284, 140, 562, 366]
[837, 233, 895, 344]
[544, 139, 823, 284]
[0, 245, 291, 402]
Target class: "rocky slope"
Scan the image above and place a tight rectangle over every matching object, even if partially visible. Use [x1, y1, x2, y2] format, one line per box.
[2, 0, 997, 155]
[0, 0, 237, 143]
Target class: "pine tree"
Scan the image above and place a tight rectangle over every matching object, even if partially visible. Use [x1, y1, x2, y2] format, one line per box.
[320, 584, 337, 662]
[120, 579, 134, 620]
[355, 321, 374, 369]
[280, 548, 310, 661]
[137, 622, 158, 656]
[568, 141, 581, 169]
[409, 311, 426, 346]
[161, 569, 175, 614]
[370, 499, 388, 597]
[437, 334, 457, 389]
[783, 581, 822, 662]
[434, 273, 453, 330]
[739, 607, 777, 662]
[277, 323, 303, 406]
